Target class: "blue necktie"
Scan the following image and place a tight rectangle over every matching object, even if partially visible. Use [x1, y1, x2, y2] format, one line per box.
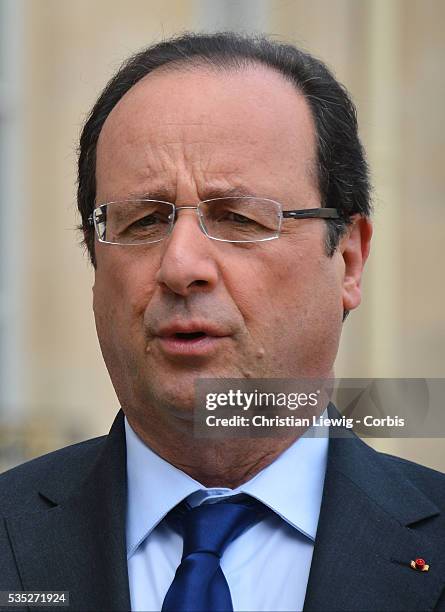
[162, 498, 264, 612]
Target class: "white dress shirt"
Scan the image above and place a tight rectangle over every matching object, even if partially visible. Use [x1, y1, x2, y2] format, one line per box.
[125, 418, 328, 612]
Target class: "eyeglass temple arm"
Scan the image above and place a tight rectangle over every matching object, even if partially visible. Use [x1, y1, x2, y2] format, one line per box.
[282, 208, 340, 219]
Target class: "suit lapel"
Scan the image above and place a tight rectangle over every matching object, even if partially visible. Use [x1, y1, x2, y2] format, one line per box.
[5, 411, 130, 611]
[304, 432, 445, 611]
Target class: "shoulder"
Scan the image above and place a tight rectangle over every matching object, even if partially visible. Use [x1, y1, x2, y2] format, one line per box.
[0, 435, 107, 516]
[382, 451, 445, 505]
[328, 432, 445, 523]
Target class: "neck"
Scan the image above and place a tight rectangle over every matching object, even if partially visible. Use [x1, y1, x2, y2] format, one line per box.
[127, 415, 300, 488]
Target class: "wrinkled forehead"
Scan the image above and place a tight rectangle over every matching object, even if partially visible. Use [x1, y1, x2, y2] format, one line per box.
[96, 63, 318, 201]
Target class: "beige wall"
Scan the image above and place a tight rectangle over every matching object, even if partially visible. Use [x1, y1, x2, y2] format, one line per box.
[1, 0, 443, 470]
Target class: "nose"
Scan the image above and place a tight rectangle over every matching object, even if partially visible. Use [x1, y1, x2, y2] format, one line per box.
[155, 207, 219, 296]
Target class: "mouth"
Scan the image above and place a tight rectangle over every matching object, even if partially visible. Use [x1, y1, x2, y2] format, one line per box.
[173, 331, 208, 341]
[154, 324, 229, 358]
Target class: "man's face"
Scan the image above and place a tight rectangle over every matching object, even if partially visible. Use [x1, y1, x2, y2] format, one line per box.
[93, 65, 362, 428]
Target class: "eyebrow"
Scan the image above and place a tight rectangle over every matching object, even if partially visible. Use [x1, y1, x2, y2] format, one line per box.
[126, 188, 174, 202]
[125, 185, 263, 203]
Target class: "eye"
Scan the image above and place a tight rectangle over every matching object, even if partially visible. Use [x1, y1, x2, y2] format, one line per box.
[133, 214, 157, 227]
[131, 213, 169, 228]
[219, 211, 254, 224]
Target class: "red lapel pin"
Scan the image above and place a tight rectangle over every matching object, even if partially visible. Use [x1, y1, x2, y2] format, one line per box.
[410, 558, 429, 572]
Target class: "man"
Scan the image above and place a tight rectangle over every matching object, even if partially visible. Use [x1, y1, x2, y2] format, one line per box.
[1, 32, 444, 612]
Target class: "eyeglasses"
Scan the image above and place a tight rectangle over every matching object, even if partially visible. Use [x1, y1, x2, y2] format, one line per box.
[88, 197, 340, 245]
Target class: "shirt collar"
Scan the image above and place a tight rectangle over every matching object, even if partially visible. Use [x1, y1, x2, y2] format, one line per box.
[125, 418, 203, 557]
[233, 429, 328, 540]
[125, 417, 328, 557]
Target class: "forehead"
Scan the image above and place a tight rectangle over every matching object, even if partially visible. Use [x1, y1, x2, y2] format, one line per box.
[96, 63, 317, 201]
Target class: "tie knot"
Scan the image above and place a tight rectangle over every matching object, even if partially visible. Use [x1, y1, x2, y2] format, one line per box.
[178, 499, 265, 559]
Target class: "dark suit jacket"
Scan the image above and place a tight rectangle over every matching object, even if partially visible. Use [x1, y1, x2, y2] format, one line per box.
[0, 410, 444, 611]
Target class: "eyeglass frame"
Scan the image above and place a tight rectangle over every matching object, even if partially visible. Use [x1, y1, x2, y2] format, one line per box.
[87, 196, 340, 245]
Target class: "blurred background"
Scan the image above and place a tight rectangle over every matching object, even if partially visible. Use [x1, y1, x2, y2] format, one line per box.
[0, 0, 443, 471]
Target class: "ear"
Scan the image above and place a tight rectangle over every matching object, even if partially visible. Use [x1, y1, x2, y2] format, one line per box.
[339, 215, 372, 312]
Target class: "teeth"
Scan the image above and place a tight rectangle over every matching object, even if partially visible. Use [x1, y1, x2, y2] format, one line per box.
[175, 331, 206, 340]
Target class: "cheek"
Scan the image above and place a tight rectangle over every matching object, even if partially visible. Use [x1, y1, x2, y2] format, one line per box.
[233, 247, 342, 335]
[219, 253, 279, 325]
[93, 252, 159, 331]
[217, 252, 301, 342]
[93, 257, 160, 389]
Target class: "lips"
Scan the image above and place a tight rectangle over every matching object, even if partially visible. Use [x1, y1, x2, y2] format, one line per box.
[154, 322, 229, 357]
